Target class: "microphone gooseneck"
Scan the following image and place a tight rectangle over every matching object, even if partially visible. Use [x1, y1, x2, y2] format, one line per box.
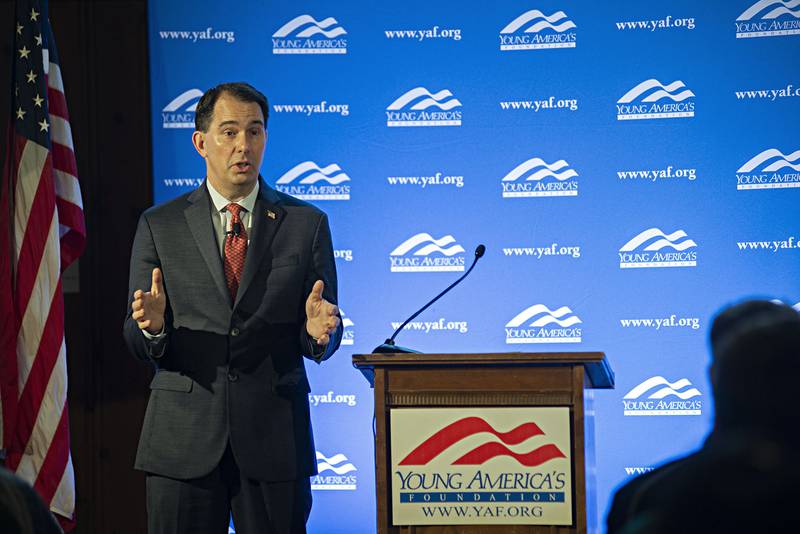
[381, 244, 486, 349]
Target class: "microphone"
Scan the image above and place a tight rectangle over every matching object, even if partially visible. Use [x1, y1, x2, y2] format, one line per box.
[226, 222, 242, 237]
[373, 244, 486, 354]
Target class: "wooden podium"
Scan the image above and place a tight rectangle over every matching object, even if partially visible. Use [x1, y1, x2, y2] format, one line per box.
[352, 352, 614, 534]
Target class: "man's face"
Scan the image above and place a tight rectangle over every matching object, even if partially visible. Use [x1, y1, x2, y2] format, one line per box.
[193, 93, 266, 196]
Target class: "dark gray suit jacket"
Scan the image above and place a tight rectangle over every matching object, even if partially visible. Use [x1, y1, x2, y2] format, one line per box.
[606, 431, 800, 533]
[123, 180, 341, 482]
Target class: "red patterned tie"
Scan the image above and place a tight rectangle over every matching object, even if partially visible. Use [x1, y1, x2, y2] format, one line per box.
[224, 203, 248, 301]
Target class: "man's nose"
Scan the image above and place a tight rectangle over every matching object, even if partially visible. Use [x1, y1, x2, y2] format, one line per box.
[236, 132, 251, 153]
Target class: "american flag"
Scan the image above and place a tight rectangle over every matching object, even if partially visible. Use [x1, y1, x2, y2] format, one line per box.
[1, 0, 85, 529]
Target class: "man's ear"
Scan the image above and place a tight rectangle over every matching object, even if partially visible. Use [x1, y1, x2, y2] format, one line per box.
[191, 130, 207, 158]
[708, 362, 717, 390]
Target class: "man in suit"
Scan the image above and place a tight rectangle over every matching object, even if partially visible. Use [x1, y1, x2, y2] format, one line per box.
[123, 82, 342, 534]
[606, 300, 800, 533]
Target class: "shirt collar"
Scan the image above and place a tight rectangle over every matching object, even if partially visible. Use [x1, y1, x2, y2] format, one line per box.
[206, 179, 259, 214]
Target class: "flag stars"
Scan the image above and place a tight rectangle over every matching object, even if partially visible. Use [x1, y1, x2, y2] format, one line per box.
[16, 107, 26, 120]
[35, 34, 43, 46]
[30, 8, 39, 21]
[38, 118, 49, 132]
[33, 94, 44, 108]
[16, 22, 23, 35]
[19, 46, 31, 59]
[26, 70, 37, 83]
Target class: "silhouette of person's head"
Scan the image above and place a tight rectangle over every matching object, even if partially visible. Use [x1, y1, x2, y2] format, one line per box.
[709, 300, 800, 439]
[607, 300, 800, 534]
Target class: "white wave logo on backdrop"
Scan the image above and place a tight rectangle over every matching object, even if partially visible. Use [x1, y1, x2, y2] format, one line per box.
[274, 161, 351, 200]
[499, 9, 577, 50]
[505, 304, 582, 344]
[272, 15, 348, 54]
[390, 233, 466, 272]
[619, 228, 698, 268]
[770, 299, 800, 310]
[501, 157, 579, 198]
[616, 79, 695, 120]
[736, 0, 800, 38]
[386, 87, 463, 127]
[340, 310, 355, 346]
[312, 451, 357, 490]
[623, 376, 702, 416]
[161, 88, 202, 128]
[736, 148, 800, 190]
[316, 452, 357, 474]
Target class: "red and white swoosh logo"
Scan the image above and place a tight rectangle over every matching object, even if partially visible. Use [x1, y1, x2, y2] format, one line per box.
[399, 417, 566, 467]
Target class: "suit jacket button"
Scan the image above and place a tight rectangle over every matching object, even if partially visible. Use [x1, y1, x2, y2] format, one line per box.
[230, 327, 240, 336]
[227, 372, 239, 382]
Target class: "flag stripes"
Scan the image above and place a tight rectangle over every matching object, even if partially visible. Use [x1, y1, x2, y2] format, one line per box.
[2, 1, 85, 529]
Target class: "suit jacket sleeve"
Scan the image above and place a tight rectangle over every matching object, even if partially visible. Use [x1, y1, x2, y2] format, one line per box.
[123, 212, 171, 363]
[300, 211, 342, 362]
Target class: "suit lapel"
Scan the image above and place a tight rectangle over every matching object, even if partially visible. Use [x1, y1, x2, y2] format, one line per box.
[184, 185, 230, 306]
[234, 182, 286, 309]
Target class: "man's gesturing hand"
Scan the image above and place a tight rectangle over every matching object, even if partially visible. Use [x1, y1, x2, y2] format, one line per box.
[305, 280, 340, 346]
[131, 267, 167, 334]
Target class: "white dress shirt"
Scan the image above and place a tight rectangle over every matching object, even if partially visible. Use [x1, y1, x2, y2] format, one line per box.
[206, 179, 259, 255]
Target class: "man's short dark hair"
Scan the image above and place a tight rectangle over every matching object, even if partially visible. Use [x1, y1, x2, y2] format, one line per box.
[194, 82, 269, 132]
[709, 299, 800, 435]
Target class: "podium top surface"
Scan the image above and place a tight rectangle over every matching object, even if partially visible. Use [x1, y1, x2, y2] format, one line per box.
[352, 351, 614, 389]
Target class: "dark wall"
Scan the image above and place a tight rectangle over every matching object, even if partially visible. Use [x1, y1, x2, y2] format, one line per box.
[2, 1, 153, 532]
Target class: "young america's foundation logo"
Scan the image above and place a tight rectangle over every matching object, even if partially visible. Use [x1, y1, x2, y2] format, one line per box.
[501, 157, 578, 198]
[616, 79, 695, 120]
[391, 408, 572, 525]
[499, 9, 577, 50]
[399, 417, 566, 467]
[311, 451, 357, 490]
[623, 376, 702, 416]
[274, 161, 350, 200]
[619, 228, 698, 268]
[386, 87, 462, 127]
[340, 310, 354, 346]
[161, 89, 202, 128]
[505, 305, 582, 344]
[390, 233, 466, 272]
[736, 148, 800, 190]
[272, 15, 347, 54]
[735, 0, 800, 38]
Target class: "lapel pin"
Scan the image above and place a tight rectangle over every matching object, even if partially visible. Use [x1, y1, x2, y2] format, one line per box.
[267, 210, 276, 220]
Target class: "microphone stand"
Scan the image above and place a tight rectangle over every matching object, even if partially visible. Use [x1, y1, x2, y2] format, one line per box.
[373, 245, 485, 354]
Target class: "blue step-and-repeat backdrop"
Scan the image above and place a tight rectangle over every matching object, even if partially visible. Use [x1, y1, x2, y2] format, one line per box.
[147, 1, 800, 531]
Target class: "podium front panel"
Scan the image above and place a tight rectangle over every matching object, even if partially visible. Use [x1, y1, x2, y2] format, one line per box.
[353, 352, 610, 533]
[389, 407, 573, 526]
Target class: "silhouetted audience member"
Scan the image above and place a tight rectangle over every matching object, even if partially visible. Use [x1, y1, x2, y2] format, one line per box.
[0, 466, 62, 534]
[607, 300, 800, 533]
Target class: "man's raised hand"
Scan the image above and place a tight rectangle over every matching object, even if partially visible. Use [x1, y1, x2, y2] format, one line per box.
[305, 280, 340, 346]
[132, 267, 167, 334]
